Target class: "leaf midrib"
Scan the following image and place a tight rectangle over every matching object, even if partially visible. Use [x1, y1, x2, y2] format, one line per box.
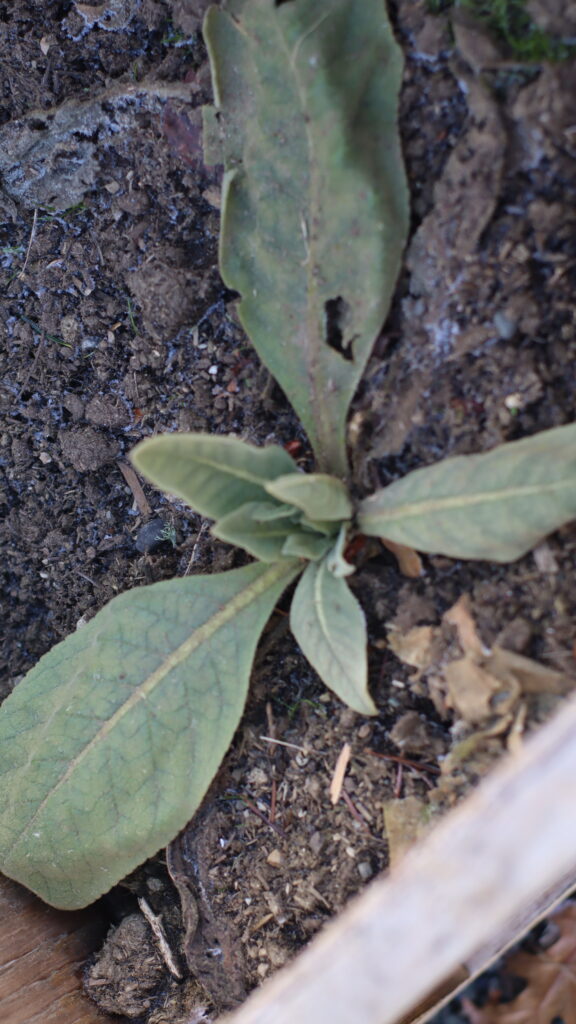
[179, 452, 282, 488]
[313, 562, 350, 681]
[6, 560, 299, 856]
[276, 11, 332, 453]
[364, 478, 574, 524]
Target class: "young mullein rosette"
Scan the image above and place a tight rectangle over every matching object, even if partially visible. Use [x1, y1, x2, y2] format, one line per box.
[132, 432, 376, 718]
[0, 0, 407, 913]
[0, 433, 372, 913]
[2, 0, 576, 919]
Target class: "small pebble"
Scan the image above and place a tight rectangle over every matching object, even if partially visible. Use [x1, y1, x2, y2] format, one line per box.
[493, 311, 517, 340]
[135, 518, 171, 554]
[266, 849, 284, 868]
[358, 861, 373, 881]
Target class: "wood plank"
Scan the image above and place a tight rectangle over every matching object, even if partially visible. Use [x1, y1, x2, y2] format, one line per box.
[222, 692, 576, 1024]
[0, 876, 114, 1024]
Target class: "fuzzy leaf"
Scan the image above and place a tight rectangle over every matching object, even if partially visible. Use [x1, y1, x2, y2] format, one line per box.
[212, 501, 300, 561]
[325, 523, 355, 577]
[266, 473, 352, 521]
[281, 531, 333, 561]
[131, 433, 298, 521]
[358, 423, 576, 562]
[203, 0, 409, 475]
[249, 502, 301, 523]
[0, 560, 301, 909]
[290, 559, 375, 715]
[299, 517, 339, 537]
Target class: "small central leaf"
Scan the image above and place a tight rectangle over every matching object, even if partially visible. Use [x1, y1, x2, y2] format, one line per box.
[281, 531, 333, 561]
[266, 472, 352, 521]
[290, 557, 375, 715]
[0, 560, 301, 909]
[212, 500, 301, 560]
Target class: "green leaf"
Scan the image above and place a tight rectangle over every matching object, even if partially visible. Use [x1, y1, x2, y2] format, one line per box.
[249, 502, 301, 523]
[290, 559, 376, 715]
[281, 531, 333, 561]
[131, 433, 298, 521]
[299, 517, 341, 537]
[358, 423, 576, 562]
[325, 523, 355, 578]
[266, 473, 352, 521]
[212, 501, 300, 561]
[0, 560, 301, 909]
[203, 0, 409, 476]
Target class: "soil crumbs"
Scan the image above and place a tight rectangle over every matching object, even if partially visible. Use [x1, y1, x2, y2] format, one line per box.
[1, 1, 575, 1022]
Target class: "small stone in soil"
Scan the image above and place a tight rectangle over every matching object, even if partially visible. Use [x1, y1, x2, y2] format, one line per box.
[135, 518, 174, 554]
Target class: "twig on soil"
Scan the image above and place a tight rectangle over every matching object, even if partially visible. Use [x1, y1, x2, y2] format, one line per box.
[237, 796, 286, 838]
[330, 743, 351, 805]
[75, 569, 98, 587]
[265, 702, 276, 745]
[340, 790, 372, 833]
[259, 735, 308, 754]
[18, 207, 38, 279]
[117, 461, 152, 518]
[270, 777, 277, 824]
[251, 912, 275, 934]
[184, 520, 209, 575]
[137, 896, 182, 980]
[393, 763, 404, 799]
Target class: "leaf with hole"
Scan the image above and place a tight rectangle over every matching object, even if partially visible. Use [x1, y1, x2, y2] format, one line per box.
[0, 560, 301, 909]
[131, 433, 298, 521]
[290, 558, 375, 715]
[203, 0, 409, 474]
[357, 423, 576, 562]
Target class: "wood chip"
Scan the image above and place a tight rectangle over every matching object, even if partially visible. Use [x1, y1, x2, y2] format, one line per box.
[138, 896, 182, 980]
[330, 743, 352, 805]
[117, 460, 152, 518]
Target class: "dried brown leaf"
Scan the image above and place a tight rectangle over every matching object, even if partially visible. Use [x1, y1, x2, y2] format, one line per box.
[381, 539, 423, 578]
[506, 702, 528, 755]
[489, 647, 573, 696]
[463, 903, 576, 1024]
[383, 796, 430, 869]
[444, 595, 484, 658]
[387, 625, 437, 671]
[443, 600, 573, 725]
[390, 599, 573, 728]
[444, 654, 521, 724]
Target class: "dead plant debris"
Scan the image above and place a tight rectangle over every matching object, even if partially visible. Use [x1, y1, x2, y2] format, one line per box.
[463, 902, 576, 1024]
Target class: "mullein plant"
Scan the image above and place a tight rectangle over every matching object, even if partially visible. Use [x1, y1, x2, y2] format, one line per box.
[0, 0, 574, 910]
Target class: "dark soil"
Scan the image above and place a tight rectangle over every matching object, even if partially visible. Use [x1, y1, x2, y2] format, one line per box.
[1, 1, 575, 1022]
